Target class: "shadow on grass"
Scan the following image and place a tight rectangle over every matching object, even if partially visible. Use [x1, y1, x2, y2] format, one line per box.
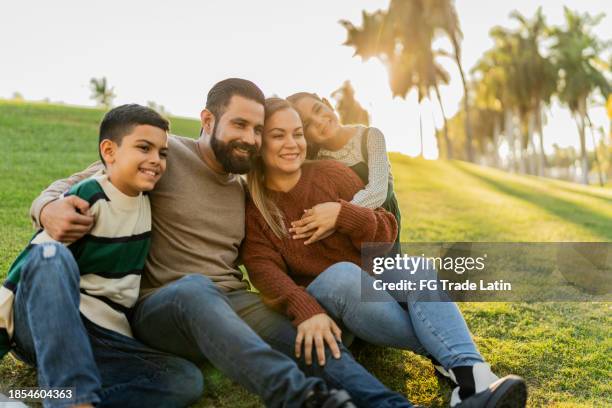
[452, 163, 612, 241]
[545, 182, 612, 206]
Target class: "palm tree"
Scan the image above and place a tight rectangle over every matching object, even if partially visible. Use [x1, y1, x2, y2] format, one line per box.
[472, 27, 524, 171]
[478, 22, 554, 175]
[472, 63, 505, 166]
[549, 7, 611, 184]
[425, 0, 473, 160]
[340, 1, 452, 158]
[511, 8, 557, 176]
[331, 80, 370, 126]
[432, 60, 453, 159]
[89, 77, 115, 108]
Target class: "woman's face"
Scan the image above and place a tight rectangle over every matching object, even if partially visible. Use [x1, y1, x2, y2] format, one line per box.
[292, 96, 341, 146]
[261, 108, 307, 175]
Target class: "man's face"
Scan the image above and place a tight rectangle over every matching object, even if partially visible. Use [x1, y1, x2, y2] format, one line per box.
[210, 95, 264, 174]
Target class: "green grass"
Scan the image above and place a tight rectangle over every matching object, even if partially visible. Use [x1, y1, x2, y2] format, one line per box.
[1, 101, 610, 407]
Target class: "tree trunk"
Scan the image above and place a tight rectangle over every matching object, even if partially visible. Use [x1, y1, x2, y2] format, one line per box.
[451, 37, 473, 162]
[577, 98, 589, 185]
[493, 118, 501, 168]
[519, 122, 529, 175]
[419, 104, 424, 158]
[536, 105, 547, 177]
[587, 114, 605, 187]
[528, 112, 538, 176]
[434, 85, 452, 159]
[505, 109, 517, 172]
[517, 114, 529, 174]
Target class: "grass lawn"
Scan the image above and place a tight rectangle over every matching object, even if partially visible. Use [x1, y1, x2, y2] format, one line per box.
[1, 100, 610, 407]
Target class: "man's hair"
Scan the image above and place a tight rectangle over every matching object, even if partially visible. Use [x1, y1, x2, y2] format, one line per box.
[98, 104, 169, 163]
[205, 78, 265, 121]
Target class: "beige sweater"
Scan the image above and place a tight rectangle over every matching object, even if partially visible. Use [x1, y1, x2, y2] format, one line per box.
[30, 135, 249, 298]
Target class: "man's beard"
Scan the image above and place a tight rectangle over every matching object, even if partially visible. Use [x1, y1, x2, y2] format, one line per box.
[210, 123, 257, 174]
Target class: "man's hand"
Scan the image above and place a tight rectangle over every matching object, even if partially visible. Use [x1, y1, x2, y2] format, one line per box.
[289, 202, 341, 245]
[295, 313, 342, 366]
[40, 196, 94, 243]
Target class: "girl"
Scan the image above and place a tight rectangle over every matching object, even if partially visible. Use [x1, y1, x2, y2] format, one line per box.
[286, 92, 400, 250]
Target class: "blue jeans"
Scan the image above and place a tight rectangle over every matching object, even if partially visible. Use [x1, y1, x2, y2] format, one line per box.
[132, 274, 413, 408]
[12, 243, 203, 408]
[307, 262, 484, 370]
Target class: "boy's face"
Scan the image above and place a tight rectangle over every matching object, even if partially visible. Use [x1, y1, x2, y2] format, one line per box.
[101, 124, 169, 196]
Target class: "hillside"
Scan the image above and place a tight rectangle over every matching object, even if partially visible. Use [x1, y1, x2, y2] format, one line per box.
[1, 101, 610, 407]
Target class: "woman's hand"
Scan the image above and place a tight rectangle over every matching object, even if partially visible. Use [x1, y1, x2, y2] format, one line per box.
[289, 202, 341, 245]
[295, 313, 342, 366]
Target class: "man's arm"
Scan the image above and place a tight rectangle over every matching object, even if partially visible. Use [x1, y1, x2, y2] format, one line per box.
[30, 161, 103, 242]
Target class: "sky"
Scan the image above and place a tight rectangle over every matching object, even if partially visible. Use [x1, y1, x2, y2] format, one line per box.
[1, 0, 610, 159]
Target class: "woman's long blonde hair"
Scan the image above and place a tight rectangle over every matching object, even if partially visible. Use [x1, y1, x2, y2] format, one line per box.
[247, 97, 295, 239]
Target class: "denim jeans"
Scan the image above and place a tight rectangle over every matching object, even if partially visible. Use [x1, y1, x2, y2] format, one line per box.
[12, 243, 203, 408]
[306, 262, 484, 370]
[132, 274, 413, 408]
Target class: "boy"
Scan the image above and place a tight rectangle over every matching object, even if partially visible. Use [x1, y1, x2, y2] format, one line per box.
[0, 104, 202, 407]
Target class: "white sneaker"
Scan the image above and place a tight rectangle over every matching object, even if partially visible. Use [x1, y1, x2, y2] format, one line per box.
[449, 363, 527, 408]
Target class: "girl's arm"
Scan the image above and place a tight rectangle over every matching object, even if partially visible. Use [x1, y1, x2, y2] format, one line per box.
[350, 128, 390, 209]
[290, 160, 397, 248]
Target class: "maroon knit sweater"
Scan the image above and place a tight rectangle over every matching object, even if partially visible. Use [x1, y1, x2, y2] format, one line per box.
[242, 160, 398, 326]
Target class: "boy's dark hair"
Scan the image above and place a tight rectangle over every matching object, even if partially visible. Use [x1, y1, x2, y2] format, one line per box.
[99, 104, 170, 164]
[205, 78, 265, 121]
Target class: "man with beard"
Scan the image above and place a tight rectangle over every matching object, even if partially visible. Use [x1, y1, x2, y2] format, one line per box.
[30, 79, 415, 408]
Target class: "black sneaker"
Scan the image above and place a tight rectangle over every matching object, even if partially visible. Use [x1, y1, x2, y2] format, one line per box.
[451, 375, 527, 408]
[303, 387, 356, 408]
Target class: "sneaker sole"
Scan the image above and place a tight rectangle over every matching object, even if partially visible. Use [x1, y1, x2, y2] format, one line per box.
[455, 375, 527, 408]
[486, 375, 527, 408]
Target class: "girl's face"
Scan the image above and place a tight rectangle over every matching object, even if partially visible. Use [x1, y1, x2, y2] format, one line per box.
[261, 108, 307, 175]
[292, 96, 341, 146]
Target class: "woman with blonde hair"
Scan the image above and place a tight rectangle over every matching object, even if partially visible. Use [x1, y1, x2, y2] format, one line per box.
[243, 97, 527, 408]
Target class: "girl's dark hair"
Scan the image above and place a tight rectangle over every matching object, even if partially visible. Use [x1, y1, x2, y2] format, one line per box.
[287, 91, 323, 104]
[286, 92, 330, 159]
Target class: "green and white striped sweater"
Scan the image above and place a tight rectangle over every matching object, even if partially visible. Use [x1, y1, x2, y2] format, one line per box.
[0, 171, 151, 358]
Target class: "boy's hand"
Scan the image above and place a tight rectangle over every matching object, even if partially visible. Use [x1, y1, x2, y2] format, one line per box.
[289, 202, 341, 245]
[40, 196, 94, 243]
